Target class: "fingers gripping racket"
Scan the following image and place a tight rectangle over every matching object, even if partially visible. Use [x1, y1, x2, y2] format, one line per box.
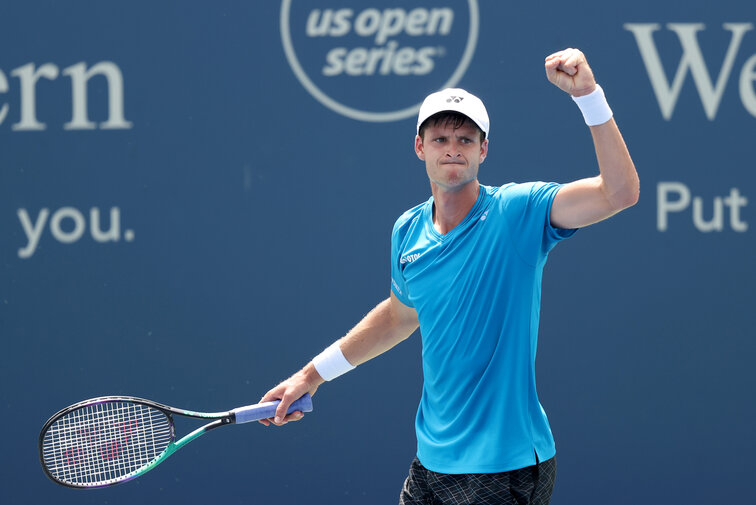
[39, 394, 313, 488]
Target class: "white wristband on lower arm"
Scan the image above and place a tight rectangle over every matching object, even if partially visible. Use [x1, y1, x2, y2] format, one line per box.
[571, 84, 613, 126]
[312, 342, 355, 381]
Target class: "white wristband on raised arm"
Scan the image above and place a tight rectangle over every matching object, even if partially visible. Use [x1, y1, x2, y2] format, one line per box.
[571, 84, 613, 126]
[312, 342, 355, 381]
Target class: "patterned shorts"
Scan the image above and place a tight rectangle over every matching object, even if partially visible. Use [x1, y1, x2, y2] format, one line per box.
[398, 456, 556, 505]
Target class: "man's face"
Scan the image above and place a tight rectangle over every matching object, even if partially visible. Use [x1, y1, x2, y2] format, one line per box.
[415, 119, 488, 192]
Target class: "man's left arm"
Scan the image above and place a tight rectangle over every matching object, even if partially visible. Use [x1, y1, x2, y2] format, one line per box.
[545, 48, 640, 229]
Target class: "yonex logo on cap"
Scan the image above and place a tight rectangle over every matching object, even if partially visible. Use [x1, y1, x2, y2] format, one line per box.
[280, 1, 480, 122]
[447, 96, 464, 103]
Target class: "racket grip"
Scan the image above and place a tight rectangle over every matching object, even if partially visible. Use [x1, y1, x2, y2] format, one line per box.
[232, 393, 313, 424]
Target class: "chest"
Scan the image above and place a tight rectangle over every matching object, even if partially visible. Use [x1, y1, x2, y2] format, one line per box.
[399, 210, 514, 302]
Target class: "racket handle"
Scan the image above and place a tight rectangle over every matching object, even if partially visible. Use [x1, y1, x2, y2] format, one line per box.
[231, 393, 313, 424]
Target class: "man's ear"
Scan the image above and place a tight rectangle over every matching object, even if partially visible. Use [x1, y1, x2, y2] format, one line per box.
[415, 134, 425, 161]
[479, 138, 489, 163]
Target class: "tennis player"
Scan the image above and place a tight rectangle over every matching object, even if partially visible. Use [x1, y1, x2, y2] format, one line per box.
[260, 48, 639, 505]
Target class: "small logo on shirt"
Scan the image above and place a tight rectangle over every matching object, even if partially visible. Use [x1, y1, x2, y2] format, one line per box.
[480, 209, 490, 221]
[400, 253, 422, 264]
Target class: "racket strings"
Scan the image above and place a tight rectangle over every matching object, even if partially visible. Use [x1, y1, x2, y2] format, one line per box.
[42, 401, 173, 486]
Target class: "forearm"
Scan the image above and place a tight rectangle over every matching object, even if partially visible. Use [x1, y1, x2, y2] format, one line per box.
[590, 118, 640, 211]
[277, 297, 415, 391]
[336, 296, 419, 368]
[284, 297, 414, 385]
[550, 117, 640, 229]
[259, 293, 418, 424]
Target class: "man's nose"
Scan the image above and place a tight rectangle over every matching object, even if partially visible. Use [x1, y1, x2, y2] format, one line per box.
[446, 143, 461, 157]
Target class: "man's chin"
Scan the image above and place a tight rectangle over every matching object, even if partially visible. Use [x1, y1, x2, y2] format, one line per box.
[431, 178, 478, 193]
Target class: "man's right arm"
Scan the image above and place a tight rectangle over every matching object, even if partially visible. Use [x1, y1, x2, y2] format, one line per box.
[258, 291, 419, 426]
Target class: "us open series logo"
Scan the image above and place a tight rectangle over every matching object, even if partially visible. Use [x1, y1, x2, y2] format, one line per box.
[280, 0, 480, 122]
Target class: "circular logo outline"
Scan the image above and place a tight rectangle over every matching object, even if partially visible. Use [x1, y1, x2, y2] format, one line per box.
[280, 0, 480, 122]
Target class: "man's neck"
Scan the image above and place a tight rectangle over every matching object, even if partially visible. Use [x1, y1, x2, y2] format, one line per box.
[431, 180, 480, 235]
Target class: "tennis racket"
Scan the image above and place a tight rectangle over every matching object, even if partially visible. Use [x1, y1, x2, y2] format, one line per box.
[39, 393, 313, 488]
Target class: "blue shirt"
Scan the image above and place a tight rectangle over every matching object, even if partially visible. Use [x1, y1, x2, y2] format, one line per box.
[390, 182, 575, 474]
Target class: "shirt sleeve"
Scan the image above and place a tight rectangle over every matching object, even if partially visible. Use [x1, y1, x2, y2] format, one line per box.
[498, 182, 577, 264]
[390, 215, 414, 307]
[530, 182, 577, 254]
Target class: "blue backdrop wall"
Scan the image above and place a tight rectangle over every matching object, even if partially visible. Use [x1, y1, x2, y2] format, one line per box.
[2, 1, 754, 504]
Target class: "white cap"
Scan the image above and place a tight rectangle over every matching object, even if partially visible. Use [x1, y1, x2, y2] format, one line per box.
[416, 88, 490, 138]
